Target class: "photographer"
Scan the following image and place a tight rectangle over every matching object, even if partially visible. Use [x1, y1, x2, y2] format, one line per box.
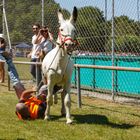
[35, 26, 54, 60]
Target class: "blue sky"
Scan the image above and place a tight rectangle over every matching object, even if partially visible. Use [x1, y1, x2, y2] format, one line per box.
[54, 0, 138, 21]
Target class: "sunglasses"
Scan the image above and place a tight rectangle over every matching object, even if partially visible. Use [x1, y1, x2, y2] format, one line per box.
[43, 30, 48, 33]
[32, 27, 38, 30]
[42, 30, 48, 33]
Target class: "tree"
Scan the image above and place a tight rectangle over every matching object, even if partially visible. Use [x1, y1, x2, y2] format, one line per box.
[3, 0, 62, 44]
[106, 16, 140, 54]
[77, 6, 106, 52]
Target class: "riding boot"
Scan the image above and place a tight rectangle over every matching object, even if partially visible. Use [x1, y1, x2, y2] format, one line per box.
[13, 82, 25, 99]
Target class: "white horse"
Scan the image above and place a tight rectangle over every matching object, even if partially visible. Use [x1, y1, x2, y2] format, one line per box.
[42, 7, 78, 124]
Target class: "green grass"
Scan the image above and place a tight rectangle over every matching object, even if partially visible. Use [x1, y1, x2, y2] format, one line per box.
[0, 83, 140, 140]
[13, 57, 32, 80]
[13, 57, 30, 62]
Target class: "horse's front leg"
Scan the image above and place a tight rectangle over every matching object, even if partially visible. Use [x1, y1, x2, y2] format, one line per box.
[44, 83, 53, 120]
[64, 87, 73, 124]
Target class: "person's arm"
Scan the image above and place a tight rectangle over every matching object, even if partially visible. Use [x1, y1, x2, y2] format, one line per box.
[48, 31, 53, 41]
[33, 30, 44, 44]
[20, 88, 36, 101]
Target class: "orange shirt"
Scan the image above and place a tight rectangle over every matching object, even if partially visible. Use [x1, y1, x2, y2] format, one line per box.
[16, 96, 46, 120]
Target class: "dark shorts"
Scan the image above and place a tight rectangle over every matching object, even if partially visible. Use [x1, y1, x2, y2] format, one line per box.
[38, 102, 47, 119]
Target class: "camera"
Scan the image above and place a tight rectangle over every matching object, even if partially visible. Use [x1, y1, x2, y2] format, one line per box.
[40, 29, 44, 34]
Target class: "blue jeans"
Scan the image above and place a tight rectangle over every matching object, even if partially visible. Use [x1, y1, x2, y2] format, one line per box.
[30, 58, 42, 84]
[0, 53, 20, 85]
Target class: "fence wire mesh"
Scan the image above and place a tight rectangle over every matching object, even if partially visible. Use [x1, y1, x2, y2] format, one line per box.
[0, 0, 140, 96]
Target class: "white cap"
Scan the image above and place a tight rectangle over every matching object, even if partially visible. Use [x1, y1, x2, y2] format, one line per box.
[38, 85, 48, 96]
[0, 34, 5, 39]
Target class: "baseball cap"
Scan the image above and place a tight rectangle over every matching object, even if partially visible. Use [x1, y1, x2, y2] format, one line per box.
[0, 34, 5, 39]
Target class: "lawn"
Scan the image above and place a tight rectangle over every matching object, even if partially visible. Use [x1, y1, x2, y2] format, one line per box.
[0, 82, 140, 140]
[1, 57, 140, 139]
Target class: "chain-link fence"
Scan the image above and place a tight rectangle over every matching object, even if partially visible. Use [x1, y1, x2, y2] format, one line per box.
[1, 0, 140, 97]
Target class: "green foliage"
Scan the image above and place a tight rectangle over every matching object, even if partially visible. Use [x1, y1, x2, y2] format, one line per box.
[1, 1, 140, 54]
[2, 0, 61, 44]
[118, 36, 140, 53]
[114, 16, 136, 36]
[106, 36, 140, 54]
[10, 30, 26, 43]
[105, 16, 140, 53]
[77, 6, 106, 52]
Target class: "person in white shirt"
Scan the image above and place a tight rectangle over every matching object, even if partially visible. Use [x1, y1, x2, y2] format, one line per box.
[28, 23, 43, 83]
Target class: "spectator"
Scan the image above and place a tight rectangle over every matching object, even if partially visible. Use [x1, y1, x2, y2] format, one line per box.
[0, 33, 25, 98]
[28, 23, 43, 83]
[16, 85, 47, 120]
[35, 26, 54, 60]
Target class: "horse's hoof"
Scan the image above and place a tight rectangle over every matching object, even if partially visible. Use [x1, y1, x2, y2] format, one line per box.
[44, 116, 50, 120]
[66, 119, 73, 124]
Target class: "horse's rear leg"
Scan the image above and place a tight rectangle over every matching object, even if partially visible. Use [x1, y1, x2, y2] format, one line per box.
[53, 94, 58, 104]
[64, 93, 73, 124]
[44, 85, 53, 120]
[61, 90, 66, 116]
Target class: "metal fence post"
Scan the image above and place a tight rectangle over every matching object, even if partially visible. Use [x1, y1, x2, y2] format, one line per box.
[36, 59, 40, 87]
[92, 57, 96, 90]
[8, 75, 10, 91]
[111, 0, 115, 101]
[76, 66, 81, 108]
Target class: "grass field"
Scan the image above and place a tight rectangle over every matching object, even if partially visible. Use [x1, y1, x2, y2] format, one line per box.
[0, 82, 140, 140]
[1, 57, 140, 139]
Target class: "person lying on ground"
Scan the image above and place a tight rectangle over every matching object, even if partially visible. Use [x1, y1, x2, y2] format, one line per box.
[16, 85, 47, 120]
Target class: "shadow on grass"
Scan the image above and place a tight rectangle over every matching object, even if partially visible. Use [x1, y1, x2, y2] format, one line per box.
[83, 103, 140, 118]
[73, 114, 135, 129]
[49, 115, 65, 121]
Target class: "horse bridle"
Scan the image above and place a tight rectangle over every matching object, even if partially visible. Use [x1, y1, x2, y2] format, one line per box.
[56, 31, 79, 55]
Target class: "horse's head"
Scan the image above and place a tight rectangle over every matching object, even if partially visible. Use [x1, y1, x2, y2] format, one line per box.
[57, 7, 78, 54]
